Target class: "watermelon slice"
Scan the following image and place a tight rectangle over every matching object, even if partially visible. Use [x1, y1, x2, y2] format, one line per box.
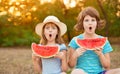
[75, 37, 107, 50]
[32, 43, 60, 58]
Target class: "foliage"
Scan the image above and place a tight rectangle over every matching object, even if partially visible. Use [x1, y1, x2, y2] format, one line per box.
[0, 0, 120, 47]
[0, 25, 39, 46]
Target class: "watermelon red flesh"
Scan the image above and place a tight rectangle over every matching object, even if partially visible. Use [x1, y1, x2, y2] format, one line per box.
[76, 37, 107, 50]
[32, 43, 59, 58]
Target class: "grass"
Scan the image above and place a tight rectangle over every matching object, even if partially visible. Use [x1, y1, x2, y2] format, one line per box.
[0, 44, 120, 74]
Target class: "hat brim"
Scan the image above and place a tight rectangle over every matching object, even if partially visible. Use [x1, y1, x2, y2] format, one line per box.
[35, 21, 67, 36]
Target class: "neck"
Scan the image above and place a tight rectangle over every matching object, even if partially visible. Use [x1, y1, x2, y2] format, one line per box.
[83, 32, 97, 39]
[47, 40, 56, 45]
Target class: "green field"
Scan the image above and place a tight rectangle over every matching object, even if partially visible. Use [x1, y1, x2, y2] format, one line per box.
[0, 44, 120, 74]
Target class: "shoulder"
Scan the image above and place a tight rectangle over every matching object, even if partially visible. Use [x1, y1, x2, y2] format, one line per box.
[71, 34, 84, 40]
[58, 44, 67, 51]
[68, 34, 83, 49]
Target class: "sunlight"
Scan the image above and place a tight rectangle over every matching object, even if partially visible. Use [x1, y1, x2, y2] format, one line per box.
[9, 0, 17, 5]
[69, 0, 76, 8]
[0, 11, 7, 16]
[31, 6, 37, 11]
[20, 5, 26, 9]
[116, 11, 120, 17]
[8, 6, 15, 14]
[119, 0, 120, 3]
[8, 6, 21, 16]
[9, 0, 24, 5]
[15, 11, 21, 16]
[9, 0, 21, 3]
[40, 0, 55, 4]
[7, 18, 12, 22]
[39, 0, 79, 9]
[16, 2, 20, 5]
[63, 0, 79, 9]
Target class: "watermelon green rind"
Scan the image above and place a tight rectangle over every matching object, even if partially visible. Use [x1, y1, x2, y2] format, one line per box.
[75, 37, 107, 50]
[31, 43, 60, 58]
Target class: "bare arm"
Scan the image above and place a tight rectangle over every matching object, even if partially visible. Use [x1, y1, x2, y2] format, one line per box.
[94, 48, 111, 70]
[54, 50, 68, 72]
[68, 47, 78, 68]
[68, 47, 86, 68]
[61, 50, 68, 72]
[32, 54, 42, 74]
[99, 53, 110, 70]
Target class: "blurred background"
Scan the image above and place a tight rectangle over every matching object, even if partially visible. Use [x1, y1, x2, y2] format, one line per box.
[0, 0, 120, 47]
[0, 0, 120, 74]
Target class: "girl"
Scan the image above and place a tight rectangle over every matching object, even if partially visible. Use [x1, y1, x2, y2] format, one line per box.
[68, 7, 120, 74]
[32, 16, 68, 74]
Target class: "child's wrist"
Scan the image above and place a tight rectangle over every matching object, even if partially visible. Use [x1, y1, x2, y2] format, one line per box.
[75, 48, 82, 57]
[98, 53, 103, 56]
[60, 52, 65, 60]
[73, 51, 79, 58]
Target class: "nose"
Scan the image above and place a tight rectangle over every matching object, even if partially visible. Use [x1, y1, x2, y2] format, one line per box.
[49, 28, 52, 32]
[88, 21, 93, 25]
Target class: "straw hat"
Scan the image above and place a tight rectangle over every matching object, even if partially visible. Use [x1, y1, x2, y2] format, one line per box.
[35, 15, 67, 36]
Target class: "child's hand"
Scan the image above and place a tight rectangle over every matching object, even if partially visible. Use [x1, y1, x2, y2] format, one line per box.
[32, 53, 36, 56]
[32, 53, 40, 61]
[54, 52, 64, 59]
[93, 48, 103, 56]
[74, 48, 86, 57]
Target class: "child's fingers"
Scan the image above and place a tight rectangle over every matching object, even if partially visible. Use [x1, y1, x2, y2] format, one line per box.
[32, 53, 37, 56]
[94, 47, 102, 51]
[54, 52, 64, 59]
[76, 48, 86, 57]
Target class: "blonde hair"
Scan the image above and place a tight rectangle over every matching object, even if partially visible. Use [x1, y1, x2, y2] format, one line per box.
[74, 7, 106, 31]
[40, 22, 64, 45]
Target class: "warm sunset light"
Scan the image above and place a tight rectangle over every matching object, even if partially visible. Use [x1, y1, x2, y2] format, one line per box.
[116, 11, 120, 17]
[31, 6, 37, 11]
[15, 11, 21, 16]
[40, 0, 55, 4]
[0, 0, 80, 18]
[8, 6, 15, 14]
[39, 0, 79, 9]
[0, 11, 7, 16]
[63, 0, 76, 8]
[119, 0, 120, 2]
[63, 0, 80, 9]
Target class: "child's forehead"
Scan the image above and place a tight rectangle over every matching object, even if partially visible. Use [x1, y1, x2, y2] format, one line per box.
[84, 15, 96, 19]
[45, 22, 57, 26]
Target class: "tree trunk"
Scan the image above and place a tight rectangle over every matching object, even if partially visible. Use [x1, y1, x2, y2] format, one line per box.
[97, 0, 110, 36]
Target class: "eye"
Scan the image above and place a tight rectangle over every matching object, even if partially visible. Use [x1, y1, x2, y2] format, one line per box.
[92, 19, 96, 22]
[45, 26, 50, 29]
[52, 26, 57, 29]
[84, 19, 89, 22]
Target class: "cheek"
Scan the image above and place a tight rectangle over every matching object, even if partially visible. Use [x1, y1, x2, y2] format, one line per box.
[93, 22, 97, 28]
[54, 29, 58, 34]
[83, 23, 88, 29]
[43, 30, 48, 36]
[44, 29, 49, 33]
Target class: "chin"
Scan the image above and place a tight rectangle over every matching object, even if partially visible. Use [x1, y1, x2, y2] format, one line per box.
[87, 32, 94, 34]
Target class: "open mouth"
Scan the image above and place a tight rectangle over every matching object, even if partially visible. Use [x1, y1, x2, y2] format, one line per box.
[89, 27, 92, 30]
[49, 34, 52, 37]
